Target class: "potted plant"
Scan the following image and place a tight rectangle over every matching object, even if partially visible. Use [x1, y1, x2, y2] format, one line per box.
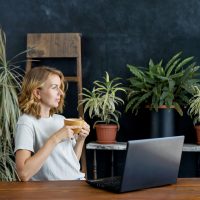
[0, 28, 27, 181]
[79, 72, 126, 144]
[125, 52, 200, 137]
[188, 86, 200, 144]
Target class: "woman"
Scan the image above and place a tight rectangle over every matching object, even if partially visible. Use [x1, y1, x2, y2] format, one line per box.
[15, 66, 90, 181]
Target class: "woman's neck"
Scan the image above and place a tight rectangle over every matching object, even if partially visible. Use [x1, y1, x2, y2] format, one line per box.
[40, 106, 50, 118]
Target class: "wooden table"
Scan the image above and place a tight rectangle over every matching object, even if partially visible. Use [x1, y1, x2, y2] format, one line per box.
[0, 179, 200, 199]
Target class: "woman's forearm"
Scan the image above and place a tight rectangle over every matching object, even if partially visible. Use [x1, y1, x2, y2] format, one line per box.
[74, 138, 85, 160]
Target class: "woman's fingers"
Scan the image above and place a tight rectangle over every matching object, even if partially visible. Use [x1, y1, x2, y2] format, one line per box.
[83, 122, 90, 131]
[64, 127, 73, 139]
[78, 126, 90, 139]
[64, 122, 90, 140]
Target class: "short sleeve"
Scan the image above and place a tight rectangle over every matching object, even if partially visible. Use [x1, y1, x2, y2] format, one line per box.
[14, 124, 35, 153]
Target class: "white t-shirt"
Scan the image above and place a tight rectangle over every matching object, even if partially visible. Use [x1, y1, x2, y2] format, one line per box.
[14, 114, 85, 181]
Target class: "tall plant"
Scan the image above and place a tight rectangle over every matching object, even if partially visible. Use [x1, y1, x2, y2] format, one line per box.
[0, 28, 26, 181]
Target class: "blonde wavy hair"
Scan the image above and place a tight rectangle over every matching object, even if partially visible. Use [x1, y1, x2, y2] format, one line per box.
[19, 66, 65, 118]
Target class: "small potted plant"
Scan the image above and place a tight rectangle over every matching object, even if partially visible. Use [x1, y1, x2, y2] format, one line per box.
[125, 52, 200, 137]
[79, 72, 126, 144]
[188, 86, 200, 144]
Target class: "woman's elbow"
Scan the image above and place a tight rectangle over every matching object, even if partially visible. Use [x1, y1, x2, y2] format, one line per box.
[20, 175, 30, 182]
[17, 170, 31, 182]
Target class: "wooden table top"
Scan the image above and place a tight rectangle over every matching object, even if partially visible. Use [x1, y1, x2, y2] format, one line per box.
[0, 178, 200, 200]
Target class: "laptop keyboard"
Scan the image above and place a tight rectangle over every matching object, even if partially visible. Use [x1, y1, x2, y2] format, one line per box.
[86, 176, 122, 191]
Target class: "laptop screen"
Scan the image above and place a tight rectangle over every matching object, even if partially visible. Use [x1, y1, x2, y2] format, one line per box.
[120, 136, 184, 192]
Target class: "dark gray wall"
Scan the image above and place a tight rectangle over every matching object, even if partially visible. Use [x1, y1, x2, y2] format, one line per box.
[1, 0, 200, 177]
[2, 0, 200, 81]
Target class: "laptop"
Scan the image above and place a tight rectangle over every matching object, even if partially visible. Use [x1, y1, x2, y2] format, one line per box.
[86, 136, 184, 193]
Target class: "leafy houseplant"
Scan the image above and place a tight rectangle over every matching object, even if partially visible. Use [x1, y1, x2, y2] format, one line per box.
[188, 86, 200, 144]
[0, 28, 26, 181]
[79, 72, 126, 144]
[126, 52, 200, 116]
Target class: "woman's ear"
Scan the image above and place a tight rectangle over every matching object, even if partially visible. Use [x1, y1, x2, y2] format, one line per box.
[33, 89, 41, 100]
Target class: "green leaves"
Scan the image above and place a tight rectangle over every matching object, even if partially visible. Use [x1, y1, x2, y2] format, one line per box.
[188, 86, 200, 124]
[0, 28, 27, 181]
[126, 52, 200, 115]
[79, 72, 126, 126]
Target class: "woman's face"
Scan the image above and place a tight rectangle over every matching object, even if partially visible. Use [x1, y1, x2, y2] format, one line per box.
[37, 74, 63, 110]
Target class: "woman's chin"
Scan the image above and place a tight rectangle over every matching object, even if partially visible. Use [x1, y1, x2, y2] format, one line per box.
[52, 103, 59, 108]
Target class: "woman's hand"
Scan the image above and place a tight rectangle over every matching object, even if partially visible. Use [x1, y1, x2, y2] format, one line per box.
[51, 125, 80, 144]
[77, 121, 90, 140]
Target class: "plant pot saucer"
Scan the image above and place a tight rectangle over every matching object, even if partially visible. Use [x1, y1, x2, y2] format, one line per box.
[96, 140, 116, 144]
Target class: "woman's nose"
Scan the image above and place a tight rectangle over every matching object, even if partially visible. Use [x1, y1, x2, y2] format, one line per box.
[59, 88, 64, 95]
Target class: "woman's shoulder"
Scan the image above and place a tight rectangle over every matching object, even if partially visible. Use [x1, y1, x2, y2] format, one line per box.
[17, 114, 36, 127]
[17, 114, 36, 125]
[52, 114, 65, 120]
[17, 114, 65, 125]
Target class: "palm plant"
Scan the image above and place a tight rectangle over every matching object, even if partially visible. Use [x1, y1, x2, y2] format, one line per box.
[126, 52, 200, 116]
[79, 72, 126, 128]
[0, 28, 26, 181]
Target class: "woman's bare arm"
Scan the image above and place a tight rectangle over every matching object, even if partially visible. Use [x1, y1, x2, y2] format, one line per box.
[15, 126, 74, 181]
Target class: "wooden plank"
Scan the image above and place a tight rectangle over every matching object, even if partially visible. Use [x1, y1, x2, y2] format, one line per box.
[27, 33, 81, 58]
[64, 76, 78, 82]
[0, 179, 199, 199]
[86, 142, 127, 150]
[182, 143, 200, 152]
[25, 59, 32, 72]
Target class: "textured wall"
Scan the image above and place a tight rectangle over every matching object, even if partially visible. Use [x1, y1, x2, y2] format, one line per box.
[1, 0, 200, 177]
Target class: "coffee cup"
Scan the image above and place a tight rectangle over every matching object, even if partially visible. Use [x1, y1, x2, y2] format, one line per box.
[64, 118, 84, 134]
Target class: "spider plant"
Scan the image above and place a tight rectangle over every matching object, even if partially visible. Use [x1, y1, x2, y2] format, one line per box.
[126, 52, 200, 116]
[79, 72, 126, 128]
[188, 86, 200, 125]
[0, 28, 27, 181]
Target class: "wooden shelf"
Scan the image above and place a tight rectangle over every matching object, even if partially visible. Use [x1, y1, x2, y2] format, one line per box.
[182, 144, 200, 152]
[64, 76, 78, 82]
[86, 142, 200, 152]
[86, 142, 127, 150]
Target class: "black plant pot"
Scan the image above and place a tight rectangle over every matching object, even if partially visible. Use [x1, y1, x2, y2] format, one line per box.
[150, 108, 175, 138]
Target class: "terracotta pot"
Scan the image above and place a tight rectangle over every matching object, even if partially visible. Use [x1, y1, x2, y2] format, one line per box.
[194, 125, 200, 145]
[145, 105, 175, 109]
[95, 124, 118, 144]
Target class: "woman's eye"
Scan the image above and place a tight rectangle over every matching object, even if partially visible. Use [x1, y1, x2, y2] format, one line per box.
[52, 85, 61, 91]
[52, 86, 58, 89]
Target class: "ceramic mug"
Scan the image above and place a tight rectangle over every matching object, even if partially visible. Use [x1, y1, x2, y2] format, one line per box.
[64, 118, 84, 134]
